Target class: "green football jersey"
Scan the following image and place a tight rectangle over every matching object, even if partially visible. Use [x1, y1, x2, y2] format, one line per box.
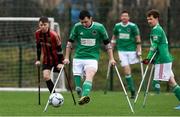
[69, 22, 109, 60]
[147, 24, 173, 64]
[113, 22, 140, 51]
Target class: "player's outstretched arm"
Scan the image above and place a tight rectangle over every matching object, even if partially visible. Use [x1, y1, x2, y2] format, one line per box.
[105, 42, 116, 65]
[63, 41, 72, 64]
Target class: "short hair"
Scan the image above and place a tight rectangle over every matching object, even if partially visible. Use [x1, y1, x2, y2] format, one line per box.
[147, 9, 160, 19]
[39, 16, 49, 23]
[121, 10, 129, 14]
[79, 10, 91, 20]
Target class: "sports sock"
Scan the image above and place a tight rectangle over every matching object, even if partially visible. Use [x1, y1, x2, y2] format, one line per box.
[74, 75, 81, 89]
[152, 80, 160, 94]
[82, 81, 92, 96]
[125, 74, 135, 92]
[173, 85, 180, 101]
[46, 79, 55, 93]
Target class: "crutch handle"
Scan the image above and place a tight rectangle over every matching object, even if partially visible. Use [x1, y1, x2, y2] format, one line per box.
[134, 51, 157, 104]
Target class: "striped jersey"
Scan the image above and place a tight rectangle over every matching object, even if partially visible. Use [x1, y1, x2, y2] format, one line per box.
[35, 29, 63, 65]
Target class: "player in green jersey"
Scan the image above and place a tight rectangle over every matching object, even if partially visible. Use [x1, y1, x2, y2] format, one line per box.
[143, 9, 180, 109]
[111, 10, 142, 99]
[63, 10, 116, 105]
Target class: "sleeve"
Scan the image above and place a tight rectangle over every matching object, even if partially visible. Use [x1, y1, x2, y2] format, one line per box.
[69, 25, 77, 42]
[100, 24, 109, 41]
[100, 25, 110, 45]
[103, 39, 110, 45]
[56, 45, 64, 64]
[35, 32, 41, 61]
[147, 29, 160, 59]
[133, 24, 140, 36]
[113, 24, 118, 36]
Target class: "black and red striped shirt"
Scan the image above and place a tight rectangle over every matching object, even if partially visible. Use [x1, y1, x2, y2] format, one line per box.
[35, 29, 63, 65]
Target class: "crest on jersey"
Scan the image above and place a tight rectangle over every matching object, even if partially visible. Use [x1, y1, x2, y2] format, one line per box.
[92, 30, 97, 35]
[127, 28, 131, 32]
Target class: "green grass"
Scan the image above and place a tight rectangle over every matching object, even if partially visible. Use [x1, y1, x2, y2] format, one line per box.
[0, 91, 179, 116]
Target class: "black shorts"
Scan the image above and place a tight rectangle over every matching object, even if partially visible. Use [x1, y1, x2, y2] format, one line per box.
[42, 64, 60, 73]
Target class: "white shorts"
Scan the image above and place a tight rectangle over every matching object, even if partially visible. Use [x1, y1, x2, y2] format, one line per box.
[73, 59, 98, 76]
[154, 63, 174, 81]
[118, 51, 140, 67]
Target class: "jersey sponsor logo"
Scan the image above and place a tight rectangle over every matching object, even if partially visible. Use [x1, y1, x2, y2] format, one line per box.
[152, 35, 158, 41]
[81, 38, 96, 46]
[119, 33, 130, 39]
[92, 30, 97, 35]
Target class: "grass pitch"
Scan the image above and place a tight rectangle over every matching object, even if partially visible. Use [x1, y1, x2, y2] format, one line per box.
[0, 91, 179, 116]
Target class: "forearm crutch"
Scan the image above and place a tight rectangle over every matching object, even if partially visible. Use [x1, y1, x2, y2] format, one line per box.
[134, 52, 157, 104]
[139, 55, 146, 92]
[114, 65, 134, 113]
[142, 64, 154, 108]
[139, 56, 144, 78]
[37, 65, 41, 105]
[104, 62, 111, 94]
[64, 66, 76, 105]
[43, 65, 64, 112]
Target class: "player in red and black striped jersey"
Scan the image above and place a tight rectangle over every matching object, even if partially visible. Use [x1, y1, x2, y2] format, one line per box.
[35, 16, 64, 93]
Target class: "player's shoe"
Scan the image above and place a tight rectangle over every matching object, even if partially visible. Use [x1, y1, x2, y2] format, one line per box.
[75, 87, 82, 98]
[78, 96, 90, 105]
[174, 105, 180, 110]
[130, 91, 136, 99]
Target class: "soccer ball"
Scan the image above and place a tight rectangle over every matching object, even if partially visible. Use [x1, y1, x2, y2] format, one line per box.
[49, 93, 64, 107]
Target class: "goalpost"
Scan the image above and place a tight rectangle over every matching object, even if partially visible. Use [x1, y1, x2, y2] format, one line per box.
[0, 17, 67, 92]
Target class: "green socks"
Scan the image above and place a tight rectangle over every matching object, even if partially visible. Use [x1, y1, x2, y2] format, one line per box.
[74, 75, 81, 89]
[152, 80, 160, 94]
[82, 81, 92, 96]
[125, 74, 135, 92]
[74, 76, 92, 97]
[173, 85, 180, 101]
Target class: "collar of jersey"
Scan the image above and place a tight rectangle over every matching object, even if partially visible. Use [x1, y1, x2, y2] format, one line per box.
[83, 22, 94, 29]
[152, 23, 159, 29]
[120, 22, 129, 27]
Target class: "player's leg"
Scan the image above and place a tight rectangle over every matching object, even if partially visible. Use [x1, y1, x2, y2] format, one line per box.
[168, 71, 180, 109]
[78, 60, 97, 105]
[123, 66, 136, 99]
[42, 64, 55, 93]
[73, 59, 83, 97]
[170, 76, 180, 109]
[170, 76, 180, 99]
[118, 52, 135, 98]
[127, 52, 141, 98]
[153, 64, 167, 94]
[121, 52, 138, 99]
[74, 75, 82, 97]
[152, 80, 160, 94]
[154, 63, 180, 109]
